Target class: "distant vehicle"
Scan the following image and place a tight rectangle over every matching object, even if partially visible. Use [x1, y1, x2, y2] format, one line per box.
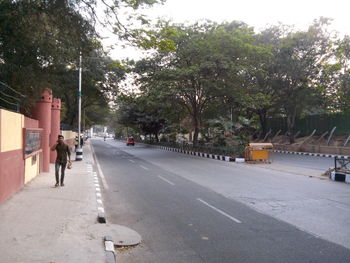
[126, 137, 135, 146]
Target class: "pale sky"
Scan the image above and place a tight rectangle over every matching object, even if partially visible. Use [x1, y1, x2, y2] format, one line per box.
[103, 0, 350, 59]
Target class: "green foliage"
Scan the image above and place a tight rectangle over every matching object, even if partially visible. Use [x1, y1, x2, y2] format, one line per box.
[130, 21, 269, 145]
[0, 0, 154, 127]
[115, 90, 175, 141]
[0, 0, 95, 103]
[124, 18, 347, 145]
[207, 117, 256, 146]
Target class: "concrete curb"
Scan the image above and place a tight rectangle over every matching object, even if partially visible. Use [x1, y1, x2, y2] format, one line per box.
[330, 171, 350, 184]
[89, 143, 114, 261]
[89, 143, 107, 224]
[104, 236, 116, 263]
[273, 150, 350, 159]
[90, 166, 107, 224]
[157, 146, 244, 163]
[273, 149, 350, 184]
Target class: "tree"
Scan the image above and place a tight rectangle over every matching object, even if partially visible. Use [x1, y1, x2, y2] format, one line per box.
[333, 35, 350, 113]
[0, 0, 96, 107]
[0, 0, 163, 125]
[133, 21, 267, 145]
[267, 18, 334, 142]
[116, 91, 172, 141]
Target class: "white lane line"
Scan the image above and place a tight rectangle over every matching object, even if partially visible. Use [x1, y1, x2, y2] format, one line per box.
[197, 198, 242, 224]
[158, 175, 175, 186]
[90, 144, 109, 190]
[128, 159, 135, 163]
[139, 165, 149, 170]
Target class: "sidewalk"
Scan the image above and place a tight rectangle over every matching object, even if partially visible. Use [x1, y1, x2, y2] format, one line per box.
[0, 141, 105, 263]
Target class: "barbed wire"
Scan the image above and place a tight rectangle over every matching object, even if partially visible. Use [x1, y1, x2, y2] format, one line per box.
[0, 81, 26, 112]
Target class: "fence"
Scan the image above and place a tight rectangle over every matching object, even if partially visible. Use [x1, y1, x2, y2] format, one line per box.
[265, 113, 350, 136]
[0, 82, 26, 112]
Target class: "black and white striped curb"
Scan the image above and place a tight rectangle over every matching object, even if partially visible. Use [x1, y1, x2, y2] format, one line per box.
[330, 171, 350, 184]
[87, 163, 107, 223]
[273, 150, 350, 184]
[87, 163, 117, 262]
[273, 150, 350, 159]
[157, 146, 245, 163]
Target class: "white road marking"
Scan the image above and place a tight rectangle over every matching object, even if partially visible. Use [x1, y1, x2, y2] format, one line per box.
[197, 198, 242, 224]
[128, 159, 135, 163]
[90, 144, 109, 190]
[158, 175, 175, 186]
[139, 165, 149, 170]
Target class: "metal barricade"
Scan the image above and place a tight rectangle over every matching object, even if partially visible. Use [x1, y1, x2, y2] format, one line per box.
[334, 157, 350, 173]
[244, 143, 273, 163]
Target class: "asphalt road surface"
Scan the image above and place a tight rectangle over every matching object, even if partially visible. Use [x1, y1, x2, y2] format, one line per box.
[91, 139, 350, 263]
[271, 152, 335, 171]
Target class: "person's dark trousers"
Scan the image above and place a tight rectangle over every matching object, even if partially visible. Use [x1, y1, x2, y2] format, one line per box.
[55, 161, 67, 184]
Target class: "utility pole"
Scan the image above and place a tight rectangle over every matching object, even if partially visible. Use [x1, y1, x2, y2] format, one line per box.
[83, 108, 86, 136]
[76, 52, 83, 161]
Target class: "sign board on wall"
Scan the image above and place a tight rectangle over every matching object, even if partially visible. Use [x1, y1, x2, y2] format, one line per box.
[24, 128, 42, 158]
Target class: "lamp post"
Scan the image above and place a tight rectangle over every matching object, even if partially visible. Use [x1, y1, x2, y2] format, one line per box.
[76, 52, 83, 161]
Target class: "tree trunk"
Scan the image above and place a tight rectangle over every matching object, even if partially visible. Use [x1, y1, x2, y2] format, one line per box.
[155, 133, 159, 142]
[286, 109, 296, 144]
[192, 114, 200, 147]
[193, 126, 199, 146]
[258, 109, 267, 135]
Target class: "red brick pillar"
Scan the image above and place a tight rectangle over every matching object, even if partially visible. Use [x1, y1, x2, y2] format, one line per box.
[33, 89, 52, 172]
[50, 98, 61, 163]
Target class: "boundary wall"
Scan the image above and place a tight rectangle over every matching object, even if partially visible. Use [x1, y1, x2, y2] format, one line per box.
[0, 107, 76, 203]
[0, 110, 25, 203]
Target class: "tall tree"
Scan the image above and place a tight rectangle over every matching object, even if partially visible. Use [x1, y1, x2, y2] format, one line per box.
[333, 35, 350, 113]
[133, 21, 266, 145]
[268, 18, 334, 142]
[0, 0, 162, 126]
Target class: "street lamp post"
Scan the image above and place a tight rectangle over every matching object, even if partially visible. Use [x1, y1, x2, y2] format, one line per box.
[76, 52, 83, 161]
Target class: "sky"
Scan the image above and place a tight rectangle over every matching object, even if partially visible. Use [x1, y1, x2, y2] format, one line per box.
[103, 0, 350, 60]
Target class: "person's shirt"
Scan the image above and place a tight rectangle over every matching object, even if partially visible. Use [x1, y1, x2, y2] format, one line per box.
[55, 143, 70, 163]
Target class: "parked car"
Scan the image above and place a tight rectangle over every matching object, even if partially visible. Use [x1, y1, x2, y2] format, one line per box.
[126, 137, 135, 146]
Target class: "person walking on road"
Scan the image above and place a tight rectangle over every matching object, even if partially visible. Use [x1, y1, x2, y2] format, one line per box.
[51, 135, 71, 187]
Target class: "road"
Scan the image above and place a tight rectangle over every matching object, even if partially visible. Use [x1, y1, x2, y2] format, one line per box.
[91, 139, 350, 263]
[271, 152, 335, 171]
